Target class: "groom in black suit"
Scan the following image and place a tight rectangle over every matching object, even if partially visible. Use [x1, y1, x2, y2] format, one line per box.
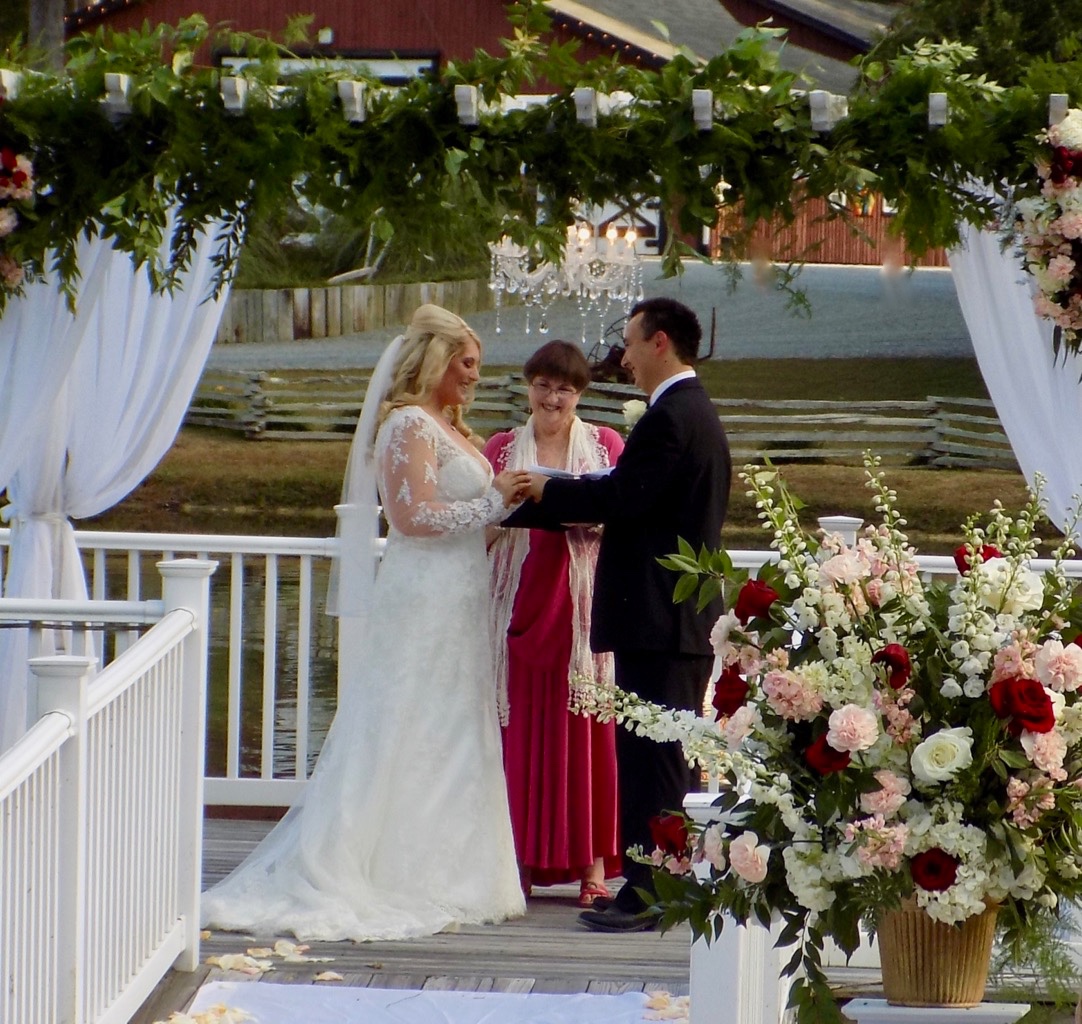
[521, 297, 731, 931]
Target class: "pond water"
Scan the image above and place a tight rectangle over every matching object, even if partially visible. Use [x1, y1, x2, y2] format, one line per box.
[96, 553, 339, 780]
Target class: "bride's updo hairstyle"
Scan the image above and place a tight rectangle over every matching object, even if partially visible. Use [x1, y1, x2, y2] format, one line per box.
[380, 303, 483, 439]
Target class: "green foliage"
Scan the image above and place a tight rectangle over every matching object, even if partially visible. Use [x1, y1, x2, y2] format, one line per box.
[869, 0, 1082, 87]
[0, 1, 1072, 320]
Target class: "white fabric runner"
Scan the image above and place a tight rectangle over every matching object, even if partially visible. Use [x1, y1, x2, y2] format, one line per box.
[190, 981, 665, 1024]
[948, 224, 1082, 532]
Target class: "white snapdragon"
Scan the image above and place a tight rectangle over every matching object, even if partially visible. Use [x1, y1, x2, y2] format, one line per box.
[962, 675, 987, 699]
[970, 560, 1044, 617]
[939, 676, 963, 699]
[817, 626, 839, 660]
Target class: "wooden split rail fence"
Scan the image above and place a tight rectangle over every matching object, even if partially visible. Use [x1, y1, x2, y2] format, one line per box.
[187, 370, 1016, 470]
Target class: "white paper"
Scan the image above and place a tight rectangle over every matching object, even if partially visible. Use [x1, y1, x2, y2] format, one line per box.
[527, 464, 614, 480]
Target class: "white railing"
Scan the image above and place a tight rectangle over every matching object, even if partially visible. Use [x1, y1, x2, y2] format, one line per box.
[5, 520, 1082, 812]
[0, 559, 215, 1024]
[0, 528, 339, 807]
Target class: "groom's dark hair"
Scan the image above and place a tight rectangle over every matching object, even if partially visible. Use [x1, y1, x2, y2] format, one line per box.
[630, 297, 701, 364]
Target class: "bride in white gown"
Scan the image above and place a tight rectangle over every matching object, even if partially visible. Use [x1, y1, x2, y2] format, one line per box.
[202, 304, 530, 941]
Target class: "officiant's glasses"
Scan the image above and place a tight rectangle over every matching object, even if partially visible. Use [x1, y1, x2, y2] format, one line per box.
[529, 380, 579, 399]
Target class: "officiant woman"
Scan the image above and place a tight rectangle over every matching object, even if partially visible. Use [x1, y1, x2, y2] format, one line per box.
[485, 341, 623, 908]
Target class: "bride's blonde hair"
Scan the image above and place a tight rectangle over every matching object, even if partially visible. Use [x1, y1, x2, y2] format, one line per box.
[380, 303, 483, 439]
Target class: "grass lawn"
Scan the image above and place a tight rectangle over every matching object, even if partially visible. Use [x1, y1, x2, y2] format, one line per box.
[86, 356, 1038, 555]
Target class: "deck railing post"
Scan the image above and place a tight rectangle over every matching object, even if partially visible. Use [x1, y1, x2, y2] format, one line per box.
[817, 515, 864, 547]
[28, 655, 95, 1024]
[158, 558, 218, 971]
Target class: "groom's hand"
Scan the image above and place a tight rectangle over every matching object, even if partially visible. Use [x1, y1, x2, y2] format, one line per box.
[525, 472, 550, 502]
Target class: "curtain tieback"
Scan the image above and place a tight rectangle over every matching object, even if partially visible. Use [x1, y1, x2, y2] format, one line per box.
[0, 506, 68, 528]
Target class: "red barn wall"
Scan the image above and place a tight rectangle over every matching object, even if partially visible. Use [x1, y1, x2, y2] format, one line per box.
[714, 195, 949, 267]
[68, 0, 519, 64]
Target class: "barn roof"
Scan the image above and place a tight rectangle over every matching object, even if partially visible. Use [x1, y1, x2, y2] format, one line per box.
[66, 0, 871, 93]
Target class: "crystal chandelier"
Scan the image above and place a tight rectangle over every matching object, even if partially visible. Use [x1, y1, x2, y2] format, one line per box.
[488, 222, 644, 344]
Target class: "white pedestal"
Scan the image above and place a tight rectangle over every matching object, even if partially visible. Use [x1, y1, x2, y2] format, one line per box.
[684, 792, 790, 1024]
[843, 1000, 1031, 1024]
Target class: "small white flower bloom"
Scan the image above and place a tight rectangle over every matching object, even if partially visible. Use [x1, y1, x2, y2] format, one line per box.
[939, 677, 963, 698]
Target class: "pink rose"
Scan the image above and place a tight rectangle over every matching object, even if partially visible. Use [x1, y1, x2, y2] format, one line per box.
[826, 704, 879, 752]
[728, 831, 770, 883]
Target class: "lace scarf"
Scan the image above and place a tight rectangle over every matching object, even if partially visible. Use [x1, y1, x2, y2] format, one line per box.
[489, 416, 615, 725]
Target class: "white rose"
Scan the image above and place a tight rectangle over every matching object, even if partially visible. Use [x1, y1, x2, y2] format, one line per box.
[910, 727, 974, 785]
[622, 399, 647, 427]
[1051, 108, 1082, 150]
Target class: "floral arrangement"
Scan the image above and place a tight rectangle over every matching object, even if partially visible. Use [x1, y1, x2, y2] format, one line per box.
[0, 122, 34, 295]
[1012, 107, 1082, 357]
[617, 456, 1082, 1024]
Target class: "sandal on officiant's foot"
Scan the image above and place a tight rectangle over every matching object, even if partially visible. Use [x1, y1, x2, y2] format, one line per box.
[578, 880, 611, 908]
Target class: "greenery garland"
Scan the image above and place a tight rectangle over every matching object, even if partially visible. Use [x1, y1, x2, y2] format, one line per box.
[0, 1, 1078, 318]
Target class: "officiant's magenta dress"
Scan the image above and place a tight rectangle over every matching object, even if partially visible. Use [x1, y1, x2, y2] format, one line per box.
[485, 427, 623, 886]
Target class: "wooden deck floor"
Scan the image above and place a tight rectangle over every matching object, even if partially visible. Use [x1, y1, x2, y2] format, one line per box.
[131, 818, 717, 1023]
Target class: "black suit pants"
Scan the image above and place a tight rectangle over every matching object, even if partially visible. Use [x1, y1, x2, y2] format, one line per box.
[612, 650, 712, 912]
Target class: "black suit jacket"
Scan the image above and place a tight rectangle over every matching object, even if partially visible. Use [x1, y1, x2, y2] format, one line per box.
[531, 377, 731, 655]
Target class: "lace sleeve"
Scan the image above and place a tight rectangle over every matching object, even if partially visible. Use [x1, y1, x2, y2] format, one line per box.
[378, 410, 505, 537]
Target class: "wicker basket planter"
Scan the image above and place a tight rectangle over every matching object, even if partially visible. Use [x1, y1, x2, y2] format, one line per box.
[877, 900, 999, 1007]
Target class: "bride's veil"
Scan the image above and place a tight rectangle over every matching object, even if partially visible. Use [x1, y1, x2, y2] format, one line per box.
[326, 332, 407, 618]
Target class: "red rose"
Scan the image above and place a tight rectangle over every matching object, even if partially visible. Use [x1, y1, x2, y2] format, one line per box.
[1050, 146, 1082, 185]
[734, 578, 779, 625]
[952, 544, 1002, 576]
[0, 148, 15, 172]
[871, 643, 912, 689]
[988, 676, 1055, 735]
[712, 667, 749, 719]
[649, 814, 690, 856]
[804, 734, 851, 775]
[910, 848, 959, 891]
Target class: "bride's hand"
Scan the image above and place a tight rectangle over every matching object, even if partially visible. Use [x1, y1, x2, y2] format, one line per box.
[494, 469, 532, 507]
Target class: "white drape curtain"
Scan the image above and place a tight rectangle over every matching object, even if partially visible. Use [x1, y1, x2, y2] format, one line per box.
[948, 224, 1082, 532]
[0, 228, 229, 751]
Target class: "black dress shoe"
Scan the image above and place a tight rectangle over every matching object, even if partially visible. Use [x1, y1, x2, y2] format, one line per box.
[589, 895, 614, 912]
[579, 907, 657, 932]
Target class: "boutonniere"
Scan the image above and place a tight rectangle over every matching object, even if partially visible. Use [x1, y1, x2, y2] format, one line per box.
[622, 399, 647, 428]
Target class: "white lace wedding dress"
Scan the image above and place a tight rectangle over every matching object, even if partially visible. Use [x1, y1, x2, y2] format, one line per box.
[202, 406, 526, 940]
